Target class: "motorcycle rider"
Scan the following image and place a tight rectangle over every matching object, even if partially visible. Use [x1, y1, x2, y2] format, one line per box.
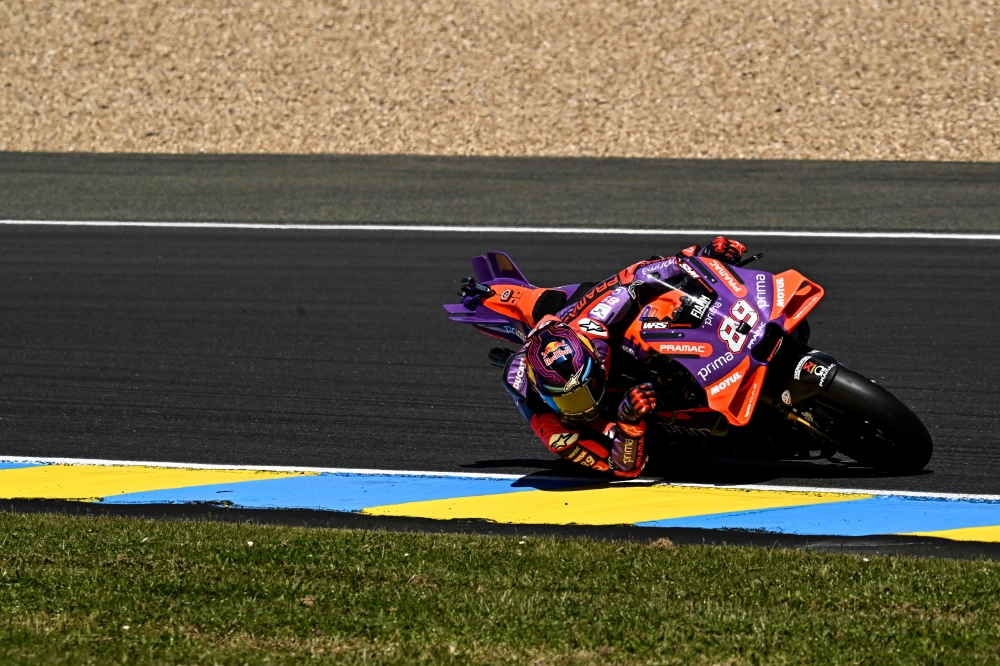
[501, 237, 747, 478]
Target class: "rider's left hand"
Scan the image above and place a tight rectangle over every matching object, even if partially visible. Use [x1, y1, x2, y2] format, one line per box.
[618, 383, 658, 423]
[705, 236, 747, 264]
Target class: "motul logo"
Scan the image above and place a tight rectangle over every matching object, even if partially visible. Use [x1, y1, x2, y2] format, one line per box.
[775, 277, 786, 308]
[709, 370, 743, 396]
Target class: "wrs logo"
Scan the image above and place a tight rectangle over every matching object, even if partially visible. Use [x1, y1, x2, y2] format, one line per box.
[709, 370, 743, 396]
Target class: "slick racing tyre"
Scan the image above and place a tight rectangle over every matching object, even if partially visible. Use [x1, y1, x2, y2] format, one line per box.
[810, 367, 933, 474]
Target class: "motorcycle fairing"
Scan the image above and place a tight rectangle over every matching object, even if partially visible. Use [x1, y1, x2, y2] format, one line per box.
[623, 260, 824, 426]
[769, 269, 824, 332]
[445, 252, 588, 346]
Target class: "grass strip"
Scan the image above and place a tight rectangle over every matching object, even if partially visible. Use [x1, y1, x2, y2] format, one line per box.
[1, 512, 999, 664]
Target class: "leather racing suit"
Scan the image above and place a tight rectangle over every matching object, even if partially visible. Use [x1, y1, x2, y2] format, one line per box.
[501, 239, 747, 477]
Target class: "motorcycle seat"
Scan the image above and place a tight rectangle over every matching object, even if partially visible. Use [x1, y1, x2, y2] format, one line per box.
[530, 282, 597, 322]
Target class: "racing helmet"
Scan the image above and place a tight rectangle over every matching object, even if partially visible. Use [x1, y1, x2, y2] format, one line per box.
[523, 319, 606, 422]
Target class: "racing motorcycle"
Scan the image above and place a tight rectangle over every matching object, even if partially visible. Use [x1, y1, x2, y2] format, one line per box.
[444, 251, 933, 474]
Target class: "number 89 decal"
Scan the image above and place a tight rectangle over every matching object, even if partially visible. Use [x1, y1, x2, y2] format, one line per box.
[718, 299, 759, 353]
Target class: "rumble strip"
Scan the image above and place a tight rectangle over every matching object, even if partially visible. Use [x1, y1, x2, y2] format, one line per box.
[1, 458, 999, 543]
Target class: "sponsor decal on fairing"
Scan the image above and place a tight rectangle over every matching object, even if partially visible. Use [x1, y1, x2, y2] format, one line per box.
[689, 294, 712, 320]
[743, 378, 760, 418]
[789, 295, 820, 321]
[505, 325, 525, 342]
[746, 322, 765, 350]
[659, 422, 712, 438]
[589, 303, 613, 321]
[657, 342, 713, 357]
[775, 276, 787, 309]
[709, 369, 743, 396]
[679, 261, 701, 281]
[697, 351, 735, 381]
[755, 274, 769, 310]
[704, 259, 747, 297]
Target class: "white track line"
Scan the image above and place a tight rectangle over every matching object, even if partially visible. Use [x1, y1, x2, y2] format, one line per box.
[0, 455, 521, 481]
[1, 220, 999, 240]
[3, 456, 999, 502]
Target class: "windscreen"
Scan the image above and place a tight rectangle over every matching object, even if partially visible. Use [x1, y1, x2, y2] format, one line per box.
[640, 263, 717, 329]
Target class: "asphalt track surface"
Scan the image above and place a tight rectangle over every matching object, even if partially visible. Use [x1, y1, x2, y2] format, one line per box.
[1, 226, 998, 496]
[3, 152, 1000, 232]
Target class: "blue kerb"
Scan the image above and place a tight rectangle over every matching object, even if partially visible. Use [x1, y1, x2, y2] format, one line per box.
[0, 462, 41, 470]
[101, 472, 591, 512]
[638, 496, 1000, 536]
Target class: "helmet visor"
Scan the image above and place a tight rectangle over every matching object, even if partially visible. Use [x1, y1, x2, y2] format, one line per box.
[538, 358, 606, 419]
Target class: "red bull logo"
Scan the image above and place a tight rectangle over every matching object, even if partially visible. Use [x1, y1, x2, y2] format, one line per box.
[542, 340, 573, 366]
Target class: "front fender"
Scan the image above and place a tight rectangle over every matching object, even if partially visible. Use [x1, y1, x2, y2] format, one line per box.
[760, 332, 840, 409]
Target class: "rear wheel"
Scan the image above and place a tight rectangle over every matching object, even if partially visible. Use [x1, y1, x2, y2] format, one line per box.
[809, 367, 933, 474]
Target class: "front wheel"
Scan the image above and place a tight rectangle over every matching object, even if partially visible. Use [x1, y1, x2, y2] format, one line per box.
[810, 367, 933, 474]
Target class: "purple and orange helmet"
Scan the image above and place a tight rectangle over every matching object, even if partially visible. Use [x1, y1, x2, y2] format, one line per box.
[524, 319, 606, 421]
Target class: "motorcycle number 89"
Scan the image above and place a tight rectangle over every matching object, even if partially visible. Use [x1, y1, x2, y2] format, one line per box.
[718, 299, 759, 353]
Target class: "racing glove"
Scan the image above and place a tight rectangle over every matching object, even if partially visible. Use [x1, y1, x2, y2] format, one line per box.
[703, 236, 747, 264]
[612, 383, 656, 478]
[611, 420, 647, 478]
[618, 383, 658, 423]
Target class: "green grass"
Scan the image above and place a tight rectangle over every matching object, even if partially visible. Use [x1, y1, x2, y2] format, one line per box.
[1, 513, 999, 664]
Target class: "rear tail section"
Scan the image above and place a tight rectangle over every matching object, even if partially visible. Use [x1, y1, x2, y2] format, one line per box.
[472, 252, 532, 286]
[447, 252, 585, 347]
[444, 252, 536, 346]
